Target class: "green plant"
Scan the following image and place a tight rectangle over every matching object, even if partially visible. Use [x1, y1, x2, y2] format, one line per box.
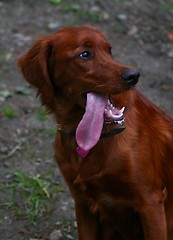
[114, 24, 124, 34]
[81, 10, 104, 23]
[159, 0, 173, 11]
[60, 3, 105, 23]
[14, 86, 31, 96]
[39, 127, 56, 137]
[0, 173, 62, 225]
[0, 49, 8, 60]
[111, 0, 120, 3]
[36, 107, 49, 121]
[50, 0, 62, 4]
[60, 3, 81, 12]
[1, 106, 17, 118]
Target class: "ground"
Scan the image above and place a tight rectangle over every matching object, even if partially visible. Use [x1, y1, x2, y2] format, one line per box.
[0, 0, 173, 239]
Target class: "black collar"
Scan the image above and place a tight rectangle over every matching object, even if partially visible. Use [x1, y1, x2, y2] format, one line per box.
[101, 126, 125, 138]
[57, 125, 125, 138]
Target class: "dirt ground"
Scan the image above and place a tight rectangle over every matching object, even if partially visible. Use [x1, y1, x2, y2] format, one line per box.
[0, 0, 173, 239]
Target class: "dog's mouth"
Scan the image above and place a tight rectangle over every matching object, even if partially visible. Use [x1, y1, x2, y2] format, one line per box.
[104, 99, 125, 125]
[76, 92, 125, 157]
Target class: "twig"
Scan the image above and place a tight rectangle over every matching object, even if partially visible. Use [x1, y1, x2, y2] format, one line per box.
[2, 142, 21, 160]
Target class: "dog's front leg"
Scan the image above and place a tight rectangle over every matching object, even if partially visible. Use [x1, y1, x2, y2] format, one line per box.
[75, 199, 99, 240]
[139, 196, 167, 240]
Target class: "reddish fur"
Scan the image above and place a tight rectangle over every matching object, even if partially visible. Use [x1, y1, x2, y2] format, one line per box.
[18, 25, 173, 240]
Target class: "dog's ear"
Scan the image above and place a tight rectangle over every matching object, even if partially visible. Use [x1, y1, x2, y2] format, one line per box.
[18, 37, 55, 112]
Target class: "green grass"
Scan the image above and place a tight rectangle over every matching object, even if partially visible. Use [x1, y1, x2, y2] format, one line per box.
[39, 127, 56, 137]
[0, 49, 9, 60]
[114, 24, 124, 34]
[14, 86, 31, 96]
[49, 0, 110, 24]
[159, 0, 173, 11]
[0, 90, 11, 99]
[1, 106, 17, 119]
[0, 172, 62, 225]
[60, 2, 104, 23]
[50, 0, 62, 4]
[36, 107, 49, 121]
[111, 0, 121, 3]
[60, 3, 81, 12]
[81, 10, 104, 23]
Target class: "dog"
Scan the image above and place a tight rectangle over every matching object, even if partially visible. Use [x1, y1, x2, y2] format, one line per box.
[18, 25, 173, 240]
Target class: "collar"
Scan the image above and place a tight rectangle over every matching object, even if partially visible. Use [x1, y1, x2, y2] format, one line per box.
[57, 124, 125, 138]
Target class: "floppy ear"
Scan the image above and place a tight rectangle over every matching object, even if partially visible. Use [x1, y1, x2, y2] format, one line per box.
[18, 38, 55, 113]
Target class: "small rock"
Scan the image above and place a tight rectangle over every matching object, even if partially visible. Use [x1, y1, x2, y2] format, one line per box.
[14, 33, 32, 46]
[14, 33, 32, 42]
[67, 234, 74, 239]
[127, 26, 138, 36]
[90, 6, 100, 12]
[47, 22, 61, 31]
[0, 146, 8, 154]
[73, 220, 77, 228]
[5, 53, 12, 61]
[167, 49, 173, 58]
[50, 230, 62, 240]
[117, 14, 128, 21]
[14, 86, 31, 95]
[3, 161, 10, 168]
[0, 90, 12, 99]
[60, 205, 68, 211]
[103, 12, 109, 20]
[160, 83, 169, 91]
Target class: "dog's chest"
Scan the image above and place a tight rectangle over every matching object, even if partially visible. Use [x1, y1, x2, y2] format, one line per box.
[78, 175, 134, 215]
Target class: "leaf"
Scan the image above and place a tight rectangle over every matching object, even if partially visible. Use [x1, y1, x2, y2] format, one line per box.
[50, 0, 62, 4]
[14, 86, 30, 95]
[167, 33, 173, 40]
[0, 90, 11, 99]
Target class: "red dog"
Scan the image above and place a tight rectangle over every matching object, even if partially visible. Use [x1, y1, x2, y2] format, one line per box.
[18, 25, 173, 240]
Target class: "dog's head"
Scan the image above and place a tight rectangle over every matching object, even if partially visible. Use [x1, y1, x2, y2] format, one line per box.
[18, 25, 140, 156]
[18, 25, 139, 111]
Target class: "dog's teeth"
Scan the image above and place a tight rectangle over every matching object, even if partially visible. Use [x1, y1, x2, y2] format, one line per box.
[120, 107, 125, 113]
[105, 102, 125, 122]
[109, 110, 113, 115]
[116, 118, 125, 125]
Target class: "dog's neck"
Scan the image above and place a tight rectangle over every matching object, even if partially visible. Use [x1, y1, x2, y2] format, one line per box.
[57, 123, 125, 138]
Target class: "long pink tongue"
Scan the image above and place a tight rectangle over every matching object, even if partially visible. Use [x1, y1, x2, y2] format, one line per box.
[76, 93, 107, 157]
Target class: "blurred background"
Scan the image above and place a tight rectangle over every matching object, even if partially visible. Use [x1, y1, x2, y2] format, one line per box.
[0, 0, 173, 239]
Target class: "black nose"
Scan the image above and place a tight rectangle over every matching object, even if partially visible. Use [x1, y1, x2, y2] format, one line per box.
[122, 69, 140, 86]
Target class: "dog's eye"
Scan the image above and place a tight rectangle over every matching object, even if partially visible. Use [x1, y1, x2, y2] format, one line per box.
[79, 50, 93, 60]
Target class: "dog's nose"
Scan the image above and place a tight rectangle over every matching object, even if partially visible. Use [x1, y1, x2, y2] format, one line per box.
[122, 69, 140, 86]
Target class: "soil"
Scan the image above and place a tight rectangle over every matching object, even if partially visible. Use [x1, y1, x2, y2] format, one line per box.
[0, 0, 173, 239]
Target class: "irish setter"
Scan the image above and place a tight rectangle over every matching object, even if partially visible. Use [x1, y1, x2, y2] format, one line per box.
[18, 25, 173, 240]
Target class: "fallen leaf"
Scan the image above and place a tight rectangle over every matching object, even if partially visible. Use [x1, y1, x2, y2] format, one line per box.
[167, 33, 173, 40]
[14, 86, 30, 95]
[128, 26, 138, 36]
[0, 90, 11, 99]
